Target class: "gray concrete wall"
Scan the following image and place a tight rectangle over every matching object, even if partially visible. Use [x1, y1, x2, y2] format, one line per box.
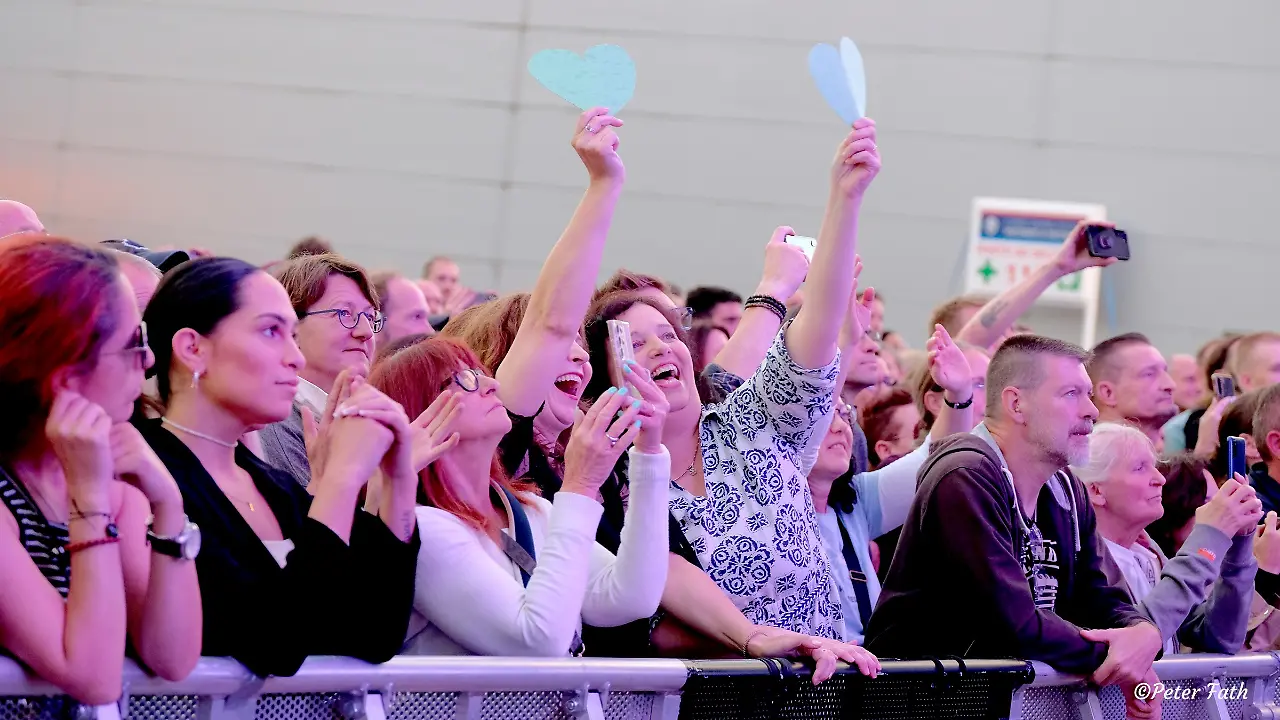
[1, 0, 1276, 351]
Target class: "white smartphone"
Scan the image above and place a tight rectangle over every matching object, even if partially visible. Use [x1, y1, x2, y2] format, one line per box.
[606, 319, 636, 388]
[786, 234, 817, 262]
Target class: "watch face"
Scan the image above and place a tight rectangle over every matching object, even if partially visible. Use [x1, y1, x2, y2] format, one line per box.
[182, 524, 202, 560]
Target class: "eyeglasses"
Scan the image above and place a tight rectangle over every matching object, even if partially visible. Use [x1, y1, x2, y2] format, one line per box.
[442, 367, 487, 393]
[866, 330, 885, 343]
[303, 308, 385, 333]
[111, 322, 150, 366]
[835, 402, 854, 424]
[675, 307, 694, 331]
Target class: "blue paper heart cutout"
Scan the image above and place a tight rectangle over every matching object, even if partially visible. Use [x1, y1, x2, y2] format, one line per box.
[840, 37, 867, 122]
[528, 44, 636, 114]
[808, 38, 867, 124]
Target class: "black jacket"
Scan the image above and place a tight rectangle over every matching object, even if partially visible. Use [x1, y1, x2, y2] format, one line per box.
[864, 433, 1149, 674]
[1250, 464, 1280, 517]
[138, 419, 420, 678]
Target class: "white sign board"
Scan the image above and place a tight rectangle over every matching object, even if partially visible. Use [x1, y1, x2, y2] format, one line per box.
[965, 198, 1108, 346]
[965, 197, 1107, 307]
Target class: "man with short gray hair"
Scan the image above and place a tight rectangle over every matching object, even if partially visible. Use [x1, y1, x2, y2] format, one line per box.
[867, 335, 1163, 718]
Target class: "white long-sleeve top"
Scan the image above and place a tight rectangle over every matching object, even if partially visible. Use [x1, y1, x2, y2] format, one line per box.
[402, 446, 671, 656]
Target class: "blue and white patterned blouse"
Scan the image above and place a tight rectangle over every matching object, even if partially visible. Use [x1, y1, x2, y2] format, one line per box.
[669, 330, 843, 640]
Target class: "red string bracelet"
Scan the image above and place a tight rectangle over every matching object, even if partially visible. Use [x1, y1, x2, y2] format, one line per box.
[66, 536, 120, 554]
[67, 523, 120, 555]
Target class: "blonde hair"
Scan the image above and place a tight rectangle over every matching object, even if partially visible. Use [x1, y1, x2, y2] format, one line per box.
[1070, 422, 1153, 486]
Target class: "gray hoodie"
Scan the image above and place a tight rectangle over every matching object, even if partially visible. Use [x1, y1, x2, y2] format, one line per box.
[1099, 524, 1256, 654]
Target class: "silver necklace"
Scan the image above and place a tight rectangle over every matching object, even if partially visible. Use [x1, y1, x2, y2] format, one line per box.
[162, 417, 238, 448]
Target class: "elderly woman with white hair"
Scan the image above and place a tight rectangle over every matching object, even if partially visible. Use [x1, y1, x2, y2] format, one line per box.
[1074, 422, 1261, 653]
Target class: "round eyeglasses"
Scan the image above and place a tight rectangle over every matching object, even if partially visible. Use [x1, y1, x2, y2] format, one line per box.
[302, 308, 385, 333]
[441, 367, 487, 393]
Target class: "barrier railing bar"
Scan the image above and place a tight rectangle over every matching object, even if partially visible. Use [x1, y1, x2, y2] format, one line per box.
[1028, 654, 1280, 688]
[684, 657, 1033, 679]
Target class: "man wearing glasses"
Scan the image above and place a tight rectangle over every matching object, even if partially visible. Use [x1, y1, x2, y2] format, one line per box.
[257, 253, 384, 489]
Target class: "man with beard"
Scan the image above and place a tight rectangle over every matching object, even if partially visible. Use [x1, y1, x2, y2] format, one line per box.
[1087, 333, 1178, 453]
[866, 335, 1163, 719]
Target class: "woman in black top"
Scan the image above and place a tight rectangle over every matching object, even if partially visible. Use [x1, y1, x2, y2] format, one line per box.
[139, 257, 421, 677]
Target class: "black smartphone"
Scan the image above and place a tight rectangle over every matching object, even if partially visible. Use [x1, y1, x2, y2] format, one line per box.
[1227, 436, 1248, 479]
[1085, 225, 1131, 261]
[1213, 372, 1236, 399]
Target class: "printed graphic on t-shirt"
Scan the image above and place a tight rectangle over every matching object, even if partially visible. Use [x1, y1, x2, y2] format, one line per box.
[1021, 521, 1060, 610]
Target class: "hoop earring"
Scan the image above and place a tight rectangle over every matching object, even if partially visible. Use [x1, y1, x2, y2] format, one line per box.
[191, 370, 202, 390]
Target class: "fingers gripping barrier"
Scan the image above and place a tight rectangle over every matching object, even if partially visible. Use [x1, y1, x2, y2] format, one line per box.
[0, 653, 1277, 720]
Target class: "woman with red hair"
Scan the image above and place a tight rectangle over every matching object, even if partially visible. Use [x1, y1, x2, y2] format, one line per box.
[0, 235, 200, 704]
[370, 337, 671, 656]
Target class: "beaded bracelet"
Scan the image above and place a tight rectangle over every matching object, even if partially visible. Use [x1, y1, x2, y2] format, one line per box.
[744, 295, 787, 322]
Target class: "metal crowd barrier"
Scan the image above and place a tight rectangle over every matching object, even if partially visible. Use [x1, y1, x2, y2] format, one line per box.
[0, 653, 1277, 720]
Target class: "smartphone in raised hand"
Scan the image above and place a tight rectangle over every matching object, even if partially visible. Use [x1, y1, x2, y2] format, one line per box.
[1213, 372, 1236, 400]
[1084, 224, 1130, 261]
[1228, 436, 1248, 479]
[606, 319, 636, 389]
[785, 234, 817, 262]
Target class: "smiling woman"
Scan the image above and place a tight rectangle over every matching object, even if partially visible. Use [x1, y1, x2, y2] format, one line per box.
[257, 253, 382, 489]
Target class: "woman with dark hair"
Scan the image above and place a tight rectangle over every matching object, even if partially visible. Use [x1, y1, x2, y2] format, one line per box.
[581, 120, 882, 642]
[0, 235, 200, 704]
[1149, 454, 1219, 557]
[370, 337, 670, 656]
[137, 256, 421, 677]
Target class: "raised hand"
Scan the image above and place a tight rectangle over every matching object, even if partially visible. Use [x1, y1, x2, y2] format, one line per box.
[622, 361, 670, 455]
[842, 257, 874, 340]
[1196, 477, 1264, 537]
[562, 388, 643, 498]
[830, 118, 880, 200]
[409, 391, 463, 473]
[1255, 511, 1280, 573]
[573, 107, 625, 185]
[756, 226, 811, 303]
[110, 423, 182, 509]
[316, 386, 397, 492]
[332, 384, 415, 484]
[1053, 221, 1121, 277]
[302, 367, 362, 492]
[926, 324, 974, 399]
[1193, 397, 1234, 460]
[46, 391, 114, 497]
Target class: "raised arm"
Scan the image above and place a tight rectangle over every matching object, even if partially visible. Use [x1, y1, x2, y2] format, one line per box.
[497, 108, 625, 416]
[787, 120, 880, 369]
[957, 221, 1117, 351]
[925, 325, 976, 440]
[711, 227, 809, 378]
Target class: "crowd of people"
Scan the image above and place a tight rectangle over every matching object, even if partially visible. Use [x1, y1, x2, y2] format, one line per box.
[1, 109, 1276, 719]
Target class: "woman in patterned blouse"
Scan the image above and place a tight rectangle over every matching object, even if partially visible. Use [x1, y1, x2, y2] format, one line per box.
[581, 120, 883, 641]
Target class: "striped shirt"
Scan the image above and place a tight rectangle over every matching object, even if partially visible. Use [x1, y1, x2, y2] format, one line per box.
[0, 468, 70, 597]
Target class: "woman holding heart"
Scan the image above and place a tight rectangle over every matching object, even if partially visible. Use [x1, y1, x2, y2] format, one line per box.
[581, 120, 883, 643]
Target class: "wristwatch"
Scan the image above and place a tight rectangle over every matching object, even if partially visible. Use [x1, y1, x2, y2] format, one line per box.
[147, 517, 202, 560]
